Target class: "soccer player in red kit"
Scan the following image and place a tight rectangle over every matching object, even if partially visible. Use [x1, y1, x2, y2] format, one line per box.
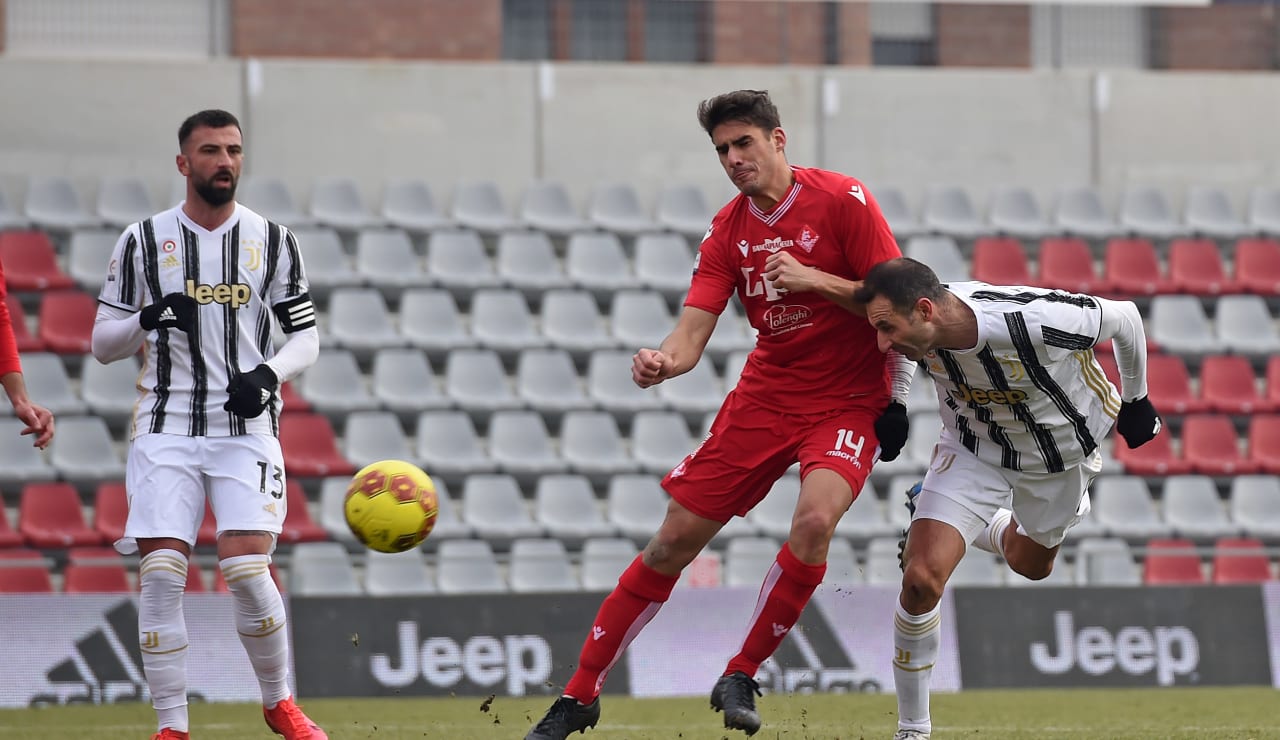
[526, 89, 914, 740]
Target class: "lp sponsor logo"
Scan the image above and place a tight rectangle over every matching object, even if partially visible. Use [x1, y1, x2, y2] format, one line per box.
[370, 621, 551, 695]
[1029, 611, 1199, 686]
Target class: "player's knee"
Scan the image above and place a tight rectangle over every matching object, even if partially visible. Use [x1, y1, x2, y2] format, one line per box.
[901, 561, 946, 609]
[788, 508, 838, 554]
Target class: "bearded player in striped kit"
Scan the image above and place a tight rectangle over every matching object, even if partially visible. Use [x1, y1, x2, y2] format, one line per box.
[91, 110, 325, 740]
[853, 257, 1163, 740]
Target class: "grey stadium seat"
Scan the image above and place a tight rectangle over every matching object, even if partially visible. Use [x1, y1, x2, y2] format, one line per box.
[988, 185, 1054, 239]
[655, 359, 723, 420]
[442, 348, 521, 421]
[0, 418, 57, 488]
[863, 536, 907, 586]
[519, 180, 588, 235]
[422, 477, 472, 544]
[702, 300, 754, 362]
[487, 410, 568, 481]
[1184, 185, 1247, 239]
[49, 416, 124, 486]
[724, 536, 780, 587]
[1090, 475, 1169, 540]
[436, 539, 507, 594]
[327, 288, 405, 356]
[0, 188, 29, 230]
[566, 232, 636, 302]
[495, 231, 571, 302]
[1053, 185, 1118, 239]
[1161, 475, 1237, 540]
[634, 232, 695, 302]
[290, 542, 362, 596]
[630, 410, 694, 476]
[1074, 537, 1141, 586]
[297, 348, 377, 416]
[470, 289, 546, 360]
[921, 185, 985, 239]
[318, 476, 359, 545]
[515, 348, 591, 420]
[950, 549, 1005, 586]
[96, 175, 156, 228]
[1246, 185, 1280, 237]
[289, 227, 358, 299]
[1229, 476, 1280, 539]
[68, 229, 119, 293]
[835, 481, 898, 541]
[588, 182, 658, 235]
[24, 175, 99, 231]
[655, 183, 714, 238]
[824, 537, 862, 586]
[342, 410, 413, 470]
[237, 176, 312, 226]
[747, 473, 801, 540]
[371, 348, 449, 422]
[540, 289, 616, 360]
[1215, 295, 1280, 356]
[415, 410, 497, 481]
[81, 353, 140, 425]
[509, 538, 580, 593]
[451, 180, 517, 233]
[424, 229, 500, 304]
[460, 473, 543, 547]
[609, 290, 675, 349]
[1004, 558, 1075, 587]
[354, 228, 429, 296]
[380, 178, 451, 233]
[398, 288, 476, 361]
[606, 473, 669, 546]
[20, 353, 85, 417]
[533, 474, 616, 548]
[871, 185, 924, 239]
[586, 349, 665, 419]
[903, 235, 969, 284]
[561, 409, 639, 481]
[581, 537, 639, 591]
[364, 549, 436, 596]
[1119, 185, 1184, 239]
[1148, 295, 1221, 359]
[309, 176, 377, 231]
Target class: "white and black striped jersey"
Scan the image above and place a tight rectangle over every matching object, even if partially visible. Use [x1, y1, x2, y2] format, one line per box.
[919, 282, 1121, 474]
[98, 203, 316, 439]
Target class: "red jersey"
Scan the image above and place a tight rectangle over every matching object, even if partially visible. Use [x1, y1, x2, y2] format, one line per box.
[685, 166, 901, 414]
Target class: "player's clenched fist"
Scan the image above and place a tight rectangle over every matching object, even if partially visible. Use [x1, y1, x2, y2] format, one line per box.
[763, 251, 818, 293]
[632, 348, 672, 388]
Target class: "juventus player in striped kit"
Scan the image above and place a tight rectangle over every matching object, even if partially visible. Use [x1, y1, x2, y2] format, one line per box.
[91, 110, 325, 740]
[854, 258, 1162, 740]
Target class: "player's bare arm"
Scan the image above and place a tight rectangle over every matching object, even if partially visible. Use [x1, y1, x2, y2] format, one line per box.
[632, 306, 718, 388]
[763, 251, 866, 315]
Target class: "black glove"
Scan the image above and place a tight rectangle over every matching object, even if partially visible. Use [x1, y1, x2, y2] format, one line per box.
[874, 400, 910, 462]
[1116, 395, 1162, 449]
[139, 293, 197, 332]
[224, 363, 279, 418]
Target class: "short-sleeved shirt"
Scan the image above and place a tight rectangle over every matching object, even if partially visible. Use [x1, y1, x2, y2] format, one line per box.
[98, 203, 316, 439]
[687, 167, 901, 414]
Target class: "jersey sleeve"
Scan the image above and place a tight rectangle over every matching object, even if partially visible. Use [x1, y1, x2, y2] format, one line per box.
[1033, 293, 1107, 353]
[683, 211, 737, 315]
[268, 225, 317, 333]
[839, 178, 902, 278]
[0, 261, 21, 376]
[97, 226, 146, 312]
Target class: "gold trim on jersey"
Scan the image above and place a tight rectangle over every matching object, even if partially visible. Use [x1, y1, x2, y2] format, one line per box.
[1074, 350, 1121, 419]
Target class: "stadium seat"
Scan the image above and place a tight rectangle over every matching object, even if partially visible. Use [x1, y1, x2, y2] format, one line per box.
[1267, 356, 1280, 411]
[1037, 237, 1105, 294]
[1247, 414, 1280, 474]
[1148, 295, 1220, 359]
[724, 536, 781, 587]
[702, 300, 754, 362]
[288, 541, 361, 596]
[0, 566, 53, 593]
[67, 228, 119, 293]
[1053, 186, 1118, 238]
[533, 474, 616, 548]
[470, 288, 546, 359]
[988, 185, 1054, 239]
[1103, 238, 1170, 296]
[721, 349, 750, 392]
[1142, 538, 1205, 585]
[66, 546, 125, 565]
[460, 473, 543, 548]
[238, 176, 311, 226]
[1184, 185, 1248, 239]
[495, 231, 571, 302]
[298, 348, 376, 417]
[96, 175, 155, 228]
[1074, 537, 1141, 585]
[79, 353, 136, 426]
[1233, 238, 1280, 296]
[836, 482, 898, 541]
[21, 353, 86, 416]
[0, 417, 57, 488]
[1118, 186, 1183, 239]
[451, 180, 517, 233]
[353, 228, 429, 296]
[561, 409, 638, 481]
[515, 348, 590, 420]
[1246, 185, 1280, 237]
[0, 230, 75, 291]
[5, 294, 43, 353]
[921, 185, 984, 238]
[903, 235, 968, 283]
[634, 232, 695, 302]
[1229, 475, 1280, 539]
[326, 288, 404, 357]
[822, 537, 862, 586]
[606, 473, 669, 546]
[50, 416, 126, 485]
[317, 477, 358, 545]
[1168, 238, 1238, 296]
[863, 536, 907, 586]
[656, 358, 723, 420]
[1145, 353, 1206, 416]
[581, 537, 639, 591]
[1112, 426, 1189, 477]
[370, 348, 447, 422]
[487, 410, 568, 482]
[24, 175, 98, 231]
[1211, 537, 1272, 584]
[518, 180, 588, 235]
[341, 410, 413, 471]
[279, 412, 355, 477]
[398, 288, 476, 361]
[586, 349, 665, 419]
[1090, 476, 1170, 539]
[565, 232, 636, 302]
[744, 473, 801, 541]
[421, 477, 471, 544]
[415, 410, 496, 482]
[610, 290, 674, 350]
[63, 563, 132, 593]
[196, 498, 217, 546]
[92, 481, 128, 544]
[1199, 355, 1269, 415]
[436, 539, 506, 594]
[380, 178, 451, 233]
[950, 550, 1005, 586]
[971, 237, 1032, 285]
[540, 289, 615, 360]
[442, 348, 521, 421]
[0, 502, 24, 549]
[631, 410, 695, 476]
[289, 226, 358, 300]
[1216, 295, 1280, 357]
[588, 182, 658, 235]
[309, 176, 377, 231]
[364, 549, 436, 596]
[510, 538, 579, 593]
[0, 188, 28, 231]
[424, 230, 501, 303]
[37, 290, 96, 354]
[1160, 475, 1237, 540]
[655, 183, 714, 238]
[872, 185, 924, 239]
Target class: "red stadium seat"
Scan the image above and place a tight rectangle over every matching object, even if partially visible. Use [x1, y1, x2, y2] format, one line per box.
[197, 499, 217, 546]
[280, 480, 329, 544]
[186, 559, 207, 592]
[0, 566, 54, 593]
[0, 500, 25, 548]
[1142, 538, 1205, 585]
[66, 546, 124, 565]
[1267, 357, 1280, 411]
[0, 548, 46, 564]
[0, 231, 76, 292]
[1112, 428, 1190, 476]
[18, 482, 104, 548]
[37, 290, 97, 354]
[1094, 351, 1120, 390]
[971, 237, 1032, 285]
[1145, 354, 1207, 415]
[63, 563, 132, 593]
[1037, 237, 1106, 294]
[280, 412, 356, 477]
[1234, 238, 1280, 296]
[6, 294, 44, 353]
[279, 381, 311, 414]
[1247, 414, 1280, 475]
[1182, 414, 1256, 476]
[1200, 355, 1271, 415]
[92, 481, 129, 544]
[1104, 238, 1172, 296]
[1167, 238, 1238, 296]
[1211, 537, 1272, 584]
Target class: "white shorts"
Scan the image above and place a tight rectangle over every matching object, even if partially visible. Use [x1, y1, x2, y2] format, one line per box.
[913, 431, 1102, 549]
[116, 433, 287, 554]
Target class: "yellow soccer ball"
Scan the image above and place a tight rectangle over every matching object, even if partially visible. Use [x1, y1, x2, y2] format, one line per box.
[343, 459, 438, 553]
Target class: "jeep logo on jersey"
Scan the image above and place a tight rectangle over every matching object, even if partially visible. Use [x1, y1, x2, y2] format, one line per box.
[950, 385, 1028, 406]
[185, 280, 252, 308]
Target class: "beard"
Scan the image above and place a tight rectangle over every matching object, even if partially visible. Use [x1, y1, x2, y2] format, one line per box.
[192, 172, 237, 206]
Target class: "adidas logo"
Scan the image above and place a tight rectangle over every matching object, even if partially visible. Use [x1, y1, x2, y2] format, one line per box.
[756, 603, 881, 695]
[158, 306, 177, 323]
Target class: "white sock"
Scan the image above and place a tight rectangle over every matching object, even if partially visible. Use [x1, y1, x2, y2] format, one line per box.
[138, 550, 190, 733]
[893, 601, 940, 734]
[971, 508, 1012, 558]
[220, 554, 291, 707]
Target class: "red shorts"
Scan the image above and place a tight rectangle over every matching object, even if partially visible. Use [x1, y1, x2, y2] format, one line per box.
[662, 389, 883, 523]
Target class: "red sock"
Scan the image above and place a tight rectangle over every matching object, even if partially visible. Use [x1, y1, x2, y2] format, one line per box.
[725, 542, 826, 678]
[564, 556, 678, 701]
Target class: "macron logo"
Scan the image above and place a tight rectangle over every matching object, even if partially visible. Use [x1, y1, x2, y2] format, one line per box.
[592, 626, 606, 641]
[847, 185, 866, 205]
[772, 623, 789, 638]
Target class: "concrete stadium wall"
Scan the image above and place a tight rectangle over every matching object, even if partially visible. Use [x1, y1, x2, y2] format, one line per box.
[0, 58, 1277, 216]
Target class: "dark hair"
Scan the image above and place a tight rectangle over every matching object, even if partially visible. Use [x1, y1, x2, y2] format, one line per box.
[178, 109, 241, 149]
[852, 258, 947, 313]
[696, 90, 782, 138]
